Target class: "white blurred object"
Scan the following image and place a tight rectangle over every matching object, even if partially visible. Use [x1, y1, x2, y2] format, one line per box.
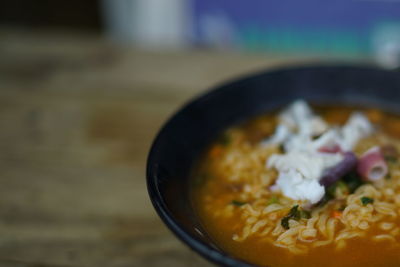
[101, 0, 190, 49]
[265, 101, 374, 204]
[372, 23, 400, 69]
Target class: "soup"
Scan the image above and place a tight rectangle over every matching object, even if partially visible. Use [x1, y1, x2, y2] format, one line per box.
[192, 100, 400, 267]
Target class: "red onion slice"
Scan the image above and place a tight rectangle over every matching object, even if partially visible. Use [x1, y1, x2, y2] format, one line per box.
[319, 152, 358, 187]
[357, 146, 388, 181]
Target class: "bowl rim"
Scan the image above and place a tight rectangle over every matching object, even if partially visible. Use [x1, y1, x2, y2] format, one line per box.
[146, 64, 395, 266]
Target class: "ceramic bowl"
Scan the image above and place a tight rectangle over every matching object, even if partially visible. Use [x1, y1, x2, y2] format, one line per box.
[147, 65, 400, 266]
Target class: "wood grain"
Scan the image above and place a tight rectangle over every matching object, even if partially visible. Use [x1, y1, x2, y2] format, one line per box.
[0, 28, 322, 266]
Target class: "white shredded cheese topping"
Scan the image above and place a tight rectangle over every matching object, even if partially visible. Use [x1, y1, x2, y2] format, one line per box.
[264, 100, 374, 204]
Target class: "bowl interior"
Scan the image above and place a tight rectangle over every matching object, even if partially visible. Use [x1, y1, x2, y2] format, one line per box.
[147, 65, 400, 266]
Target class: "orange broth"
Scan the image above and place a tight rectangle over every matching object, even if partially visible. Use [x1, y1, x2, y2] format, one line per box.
[191, 106, 400, 267]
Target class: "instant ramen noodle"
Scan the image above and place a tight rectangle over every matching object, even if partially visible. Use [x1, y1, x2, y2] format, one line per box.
[192, 100, 400, 267]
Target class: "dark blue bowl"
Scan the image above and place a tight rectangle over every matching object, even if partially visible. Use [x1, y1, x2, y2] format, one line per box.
[146, 65, 400, 266]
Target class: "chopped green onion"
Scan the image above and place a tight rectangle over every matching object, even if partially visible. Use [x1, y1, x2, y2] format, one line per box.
[361, 197, 374, 206]
[281, 217, 290, 230]
[231, 200, 246, 206]
[281, 205, 299, 229]
[287, 205, 299, 217]
[343, 171, 364, 193]
[281, 205, 310, 229]
[337, 181, 349, 193]
[291, 206, 301, 221]
[326, 181, 349, 199]
[320, 173, 362, 208]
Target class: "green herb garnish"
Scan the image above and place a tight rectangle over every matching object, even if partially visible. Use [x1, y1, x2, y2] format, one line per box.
[231, 200, 246, 206]
[343, 171, 364, 193]
[281, 205, 299, 229]
[319, 173, 363, 208]
[291, 206, 301, 221]
[361, 197, 374, 206]
[281, 217, 290, 230]
[337, 181, 349, 193]
[325, 181, 349, 201]
[281, 205, 310, 229]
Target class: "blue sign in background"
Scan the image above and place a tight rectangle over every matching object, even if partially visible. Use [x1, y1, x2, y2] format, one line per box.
[191, 0, 400, 55]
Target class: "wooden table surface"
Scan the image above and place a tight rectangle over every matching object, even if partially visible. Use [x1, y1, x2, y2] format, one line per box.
[0, 29, 358, 267]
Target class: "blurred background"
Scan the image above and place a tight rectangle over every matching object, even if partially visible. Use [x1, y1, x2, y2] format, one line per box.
[0, 1, 400, 266]
[2, 0, 400, 65]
